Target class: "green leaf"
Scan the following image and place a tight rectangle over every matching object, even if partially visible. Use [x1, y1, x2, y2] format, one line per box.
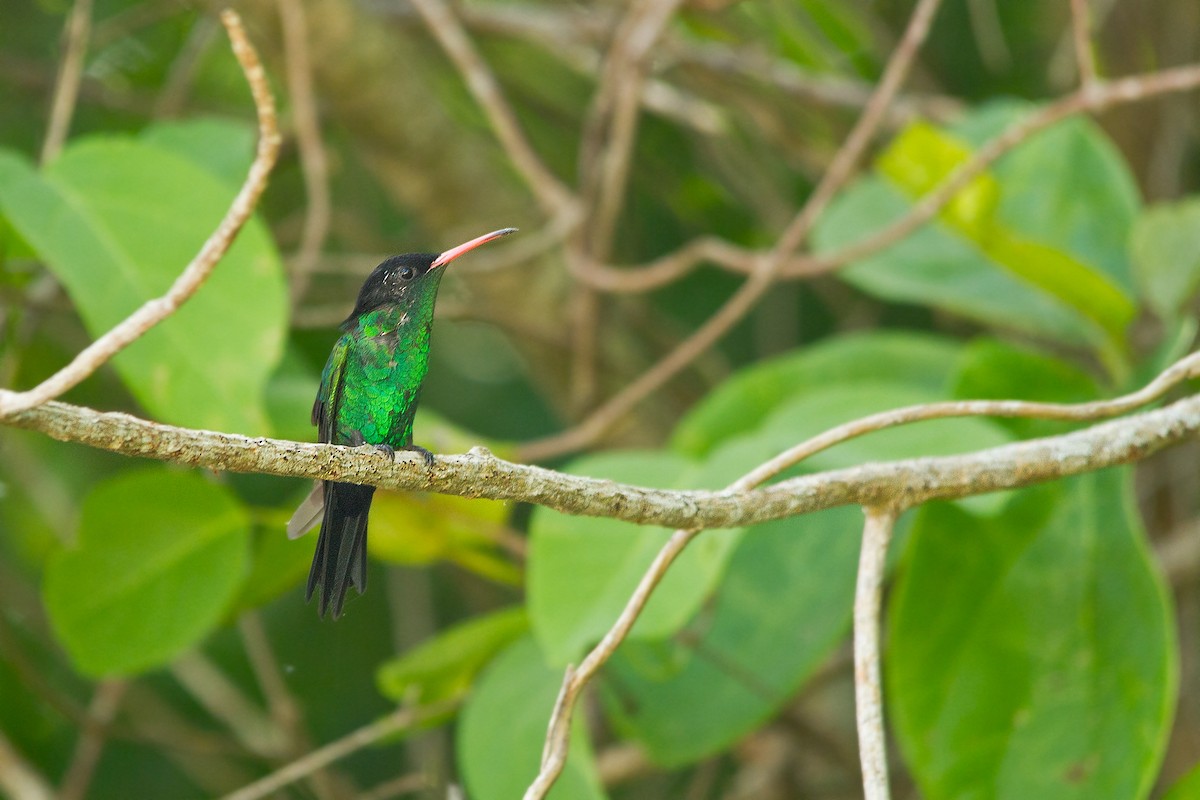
[1130, 199, 1200, 322]
[672, 332, 963, 457]
[377, 607, 528, 704]
[876, 122, 1135, 344]
[889, 469, 1176, 799]
[816, 107, 1141, 356]
[138, 118, 255, 186]
[0, 140, 286, 433]
[603, 505, 864, 765]
[457, 636, 606, 800]
[44, 469, 251, 677]
[528, 451, 742, 665]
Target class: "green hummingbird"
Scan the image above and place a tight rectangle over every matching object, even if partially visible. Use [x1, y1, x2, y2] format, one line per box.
[288, 227, 517, 618]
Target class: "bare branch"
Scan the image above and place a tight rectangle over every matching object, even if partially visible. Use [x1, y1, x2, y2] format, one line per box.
[1069, 0, 1099, 91]
[524, 0, 944, 457]
[576, 60, 1200, 292]
[408, 0, 575, 217]
[0, 10, 281, 419]
[521, 254, 780, 460]
[170, 652, 287, 759]
[796, 63, 1200, 277]
[41, 0, 93, 164]
[735, 348, 1200, 489]
[6, 388, 1200, 530]
[773, 0, 945, 261]
[519, 348, 1200, 797]
[217, 701, 457, 800]
[277, 0, 332, 303]
[59, 679, 127, 800]
[854, 507, 899, 800]
[0, 730, 54, 800]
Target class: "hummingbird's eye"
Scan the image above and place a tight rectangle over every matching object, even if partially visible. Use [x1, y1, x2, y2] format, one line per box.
[399, 267, 415, 281]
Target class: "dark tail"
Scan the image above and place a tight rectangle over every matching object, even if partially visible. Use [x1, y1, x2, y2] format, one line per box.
[306, 481, 375, 618]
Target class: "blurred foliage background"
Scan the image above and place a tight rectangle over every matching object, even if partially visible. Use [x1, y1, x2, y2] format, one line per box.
[3, 0, 1200, 798]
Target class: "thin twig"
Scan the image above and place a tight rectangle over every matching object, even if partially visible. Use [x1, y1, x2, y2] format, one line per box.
[521, 253, 779, 460]
[41, 0, 93, 163]
[154, 13, 219, 117]
[236, 611, 340, 800]
[854, 507, 898, 800]
[1069, 0, 1099, 91]
[795, 63, 1200, 278]
[523, 529, 700, 800]
[773, 0, 945, 261]
[575, 61, 1200, 292]
[170, 652, 287, 759]
[735, 348, 1200, 490]
[217, 701, 458, 800]
[0, 730, 54, 800]
[59, 679, 127, 800]
[566, 0, 685, 410]
[277, 0, 332, 303]
[578, 0, 686, 260]
[520, 0, 944, 460]
[407, 0, 574, 216]
[0, 9, 280, 419]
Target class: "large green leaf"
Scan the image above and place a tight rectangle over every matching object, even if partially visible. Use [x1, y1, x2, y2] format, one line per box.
[1130, 199, 1200, 322]
[457, 636, 606, 800]
[528, 451, 742, 665]
[0, 139, 286, 433]
[138, 118, 256, 186]
[889, 469, 1175, 799]
[44, 469, 251, 677]
[671, 331, 963, 457]
[602, 505, 864, 765]
[599, 369, 1010, 764]
[814, 106, 1141, 358]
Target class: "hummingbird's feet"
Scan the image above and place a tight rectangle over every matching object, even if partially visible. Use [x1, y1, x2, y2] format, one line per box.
[346, 436, 433, 467]
[400, 444, 436, 467]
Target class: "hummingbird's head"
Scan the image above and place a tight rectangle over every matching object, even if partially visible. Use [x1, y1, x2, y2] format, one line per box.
[348, 227, 517, 318]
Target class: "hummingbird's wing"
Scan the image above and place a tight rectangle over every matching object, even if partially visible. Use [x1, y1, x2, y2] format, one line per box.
[289, 333, 353, 540]
[313, 331, 352, 444]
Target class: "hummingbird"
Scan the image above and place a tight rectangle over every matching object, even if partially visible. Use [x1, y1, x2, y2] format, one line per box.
[288, 227, 517, 618]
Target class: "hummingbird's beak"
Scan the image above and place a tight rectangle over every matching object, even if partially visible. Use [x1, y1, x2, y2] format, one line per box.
[431, 227, 518, 269]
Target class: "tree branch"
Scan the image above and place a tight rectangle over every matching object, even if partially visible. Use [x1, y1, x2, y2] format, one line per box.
[6, 389, 1200, 530]
[218, 701, 456, 800]
[0, 9, 280, 419]
[854, 507, 899, 800]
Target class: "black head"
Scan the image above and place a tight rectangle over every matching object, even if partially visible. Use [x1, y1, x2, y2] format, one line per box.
[346, 227, 517, 320]
[349, 252, 439, 318]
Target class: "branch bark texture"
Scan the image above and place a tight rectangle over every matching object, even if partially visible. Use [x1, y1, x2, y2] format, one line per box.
[7, 393, 1198, 530]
